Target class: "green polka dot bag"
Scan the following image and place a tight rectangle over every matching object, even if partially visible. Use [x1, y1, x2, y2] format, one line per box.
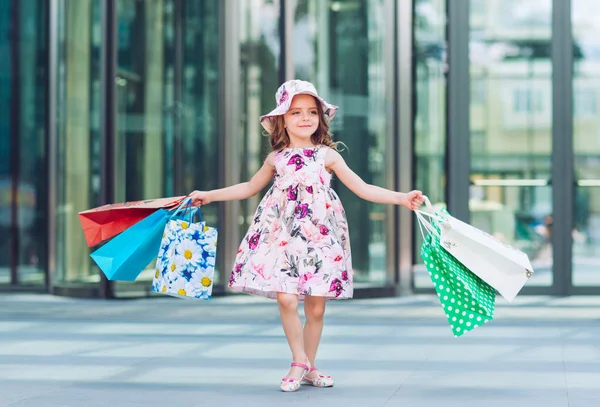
[416, 208, 495, 337]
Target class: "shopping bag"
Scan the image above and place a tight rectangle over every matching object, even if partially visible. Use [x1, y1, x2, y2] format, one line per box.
[417, 209, 495, 337]
[90, 209, 170, 281]
[151, 205, 218, 300]
[78, 195, 184, 247]
[418, 200, 533, 302]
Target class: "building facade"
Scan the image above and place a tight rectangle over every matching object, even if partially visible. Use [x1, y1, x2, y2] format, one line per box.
[1, 0, 598, 298]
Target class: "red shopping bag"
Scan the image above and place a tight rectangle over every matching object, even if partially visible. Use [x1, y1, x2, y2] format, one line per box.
[78, 196, 184, 247]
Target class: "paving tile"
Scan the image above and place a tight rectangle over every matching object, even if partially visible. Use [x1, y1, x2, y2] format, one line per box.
[0, 294, 599, 406]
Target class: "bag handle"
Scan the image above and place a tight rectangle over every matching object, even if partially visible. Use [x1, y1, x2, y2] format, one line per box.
[415, 211, 429, 241]
[170, 197, 204, 223]
[415, 195, 449, 240]
[415, 209, 440, 240]
[414, 195, 446, 222]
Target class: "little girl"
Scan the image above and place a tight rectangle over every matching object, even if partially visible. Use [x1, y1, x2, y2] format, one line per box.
[190, 80, 424, 392]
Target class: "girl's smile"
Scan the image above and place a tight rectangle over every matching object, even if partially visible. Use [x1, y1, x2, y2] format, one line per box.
[283, 94, 320, 143]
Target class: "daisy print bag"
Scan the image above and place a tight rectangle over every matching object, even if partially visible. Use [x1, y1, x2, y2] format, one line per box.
[151, 201, 218, 300]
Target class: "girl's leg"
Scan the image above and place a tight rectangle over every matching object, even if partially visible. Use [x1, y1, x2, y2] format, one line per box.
[277, 292, 308, 379]
[303, 295, 326, 375]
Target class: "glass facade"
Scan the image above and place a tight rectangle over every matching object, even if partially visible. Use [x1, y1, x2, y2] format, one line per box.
[1, 0, 599, 297]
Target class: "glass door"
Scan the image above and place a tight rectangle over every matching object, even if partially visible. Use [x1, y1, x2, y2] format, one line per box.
[572, 0, 600, 287]
[469, 0, 553, 288]
[0, 0, 49, 289]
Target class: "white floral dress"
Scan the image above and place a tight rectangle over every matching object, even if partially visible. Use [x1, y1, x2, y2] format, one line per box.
[228, 145, 353, 300]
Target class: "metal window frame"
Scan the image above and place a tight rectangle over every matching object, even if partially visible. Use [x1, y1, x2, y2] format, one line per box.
[385, 0, 396, 286]
[99, 0, 118, 299]
[39, 0, 50, 291]
[280, 0, 294, 82]
[551, 0, 574, 296]
[217, 0, 241, 286]
[396, 0, 414, 294]
[47, 0, 58, 292]
[445, 0, 470, 223]
[173, 0, 184, 195]
[279, 0, 286, 84]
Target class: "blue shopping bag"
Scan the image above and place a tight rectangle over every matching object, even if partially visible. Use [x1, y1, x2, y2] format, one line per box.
[90, 209, 170, 281]
[151, 206, 218, 300]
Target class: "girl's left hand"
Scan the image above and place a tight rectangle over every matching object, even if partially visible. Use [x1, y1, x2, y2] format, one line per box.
[403, 190, 425, 210]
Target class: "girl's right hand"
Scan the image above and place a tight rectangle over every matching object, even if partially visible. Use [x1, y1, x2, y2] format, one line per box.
[189, 190, 212, 206]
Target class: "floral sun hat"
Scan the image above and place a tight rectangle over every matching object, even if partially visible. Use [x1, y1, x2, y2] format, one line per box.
[260, 79, 338, 134]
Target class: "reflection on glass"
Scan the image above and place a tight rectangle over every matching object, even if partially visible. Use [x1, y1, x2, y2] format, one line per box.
[572, 0, 600, 286]
[238, 0, 280, 234]
[55, 0, 101, 284]
[413, 0, 447, 288]
[468, 0, 553, 286]
[292, 0, 390, 283]
[0, 0, 48, 285]
[114, 0, 221, 292]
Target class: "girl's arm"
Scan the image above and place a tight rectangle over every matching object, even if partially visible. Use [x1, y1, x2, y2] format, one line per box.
[190, 152, 276, 205]
[326, 148, 423, 209]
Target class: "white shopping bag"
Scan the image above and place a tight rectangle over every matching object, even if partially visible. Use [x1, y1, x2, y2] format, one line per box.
[418, 199, 534, 302]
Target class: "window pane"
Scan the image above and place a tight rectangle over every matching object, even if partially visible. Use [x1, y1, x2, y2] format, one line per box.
[181, 0, 220, 200]
[181, 0, 220, 277]
[293, 0, 390, 284]
[16, 0, 48, 285]
[238, 0, 281, 234]
[114, 0, 221, 293]
[413, 0, 447, 288]
[0, 0, 48, 286]
[572, 0, 600, 286]
[115, 0, 170, 203]
[469, 0, 553, 287]
[55, 0, 102, 284]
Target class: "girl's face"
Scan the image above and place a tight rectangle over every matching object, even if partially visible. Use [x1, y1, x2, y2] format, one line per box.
[283, 94, 319, 145]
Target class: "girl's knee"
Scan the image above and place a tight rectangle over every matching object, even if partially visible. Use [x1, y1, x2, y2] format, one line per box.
[304, 297, 326, 320]
[277, 293, 299, 311]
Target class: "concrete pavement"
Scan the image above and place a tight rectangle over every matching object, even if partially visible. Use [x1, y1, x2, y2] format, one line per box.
[1, 293, 599, 407]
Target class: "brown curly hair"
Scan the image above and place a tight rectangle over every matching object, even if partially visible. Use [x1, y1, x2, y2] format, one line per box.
[266, 96, 344, 152]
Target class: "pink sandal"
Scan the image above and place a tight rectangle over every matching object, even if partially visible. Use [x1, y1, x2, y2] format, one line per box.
[302, 366, 334, 388]
[280, 362, 310, 392]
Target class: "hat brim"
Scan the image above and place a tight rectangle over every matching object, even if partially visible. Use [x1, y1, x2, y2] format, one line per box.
[259, 91, 338, 134]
